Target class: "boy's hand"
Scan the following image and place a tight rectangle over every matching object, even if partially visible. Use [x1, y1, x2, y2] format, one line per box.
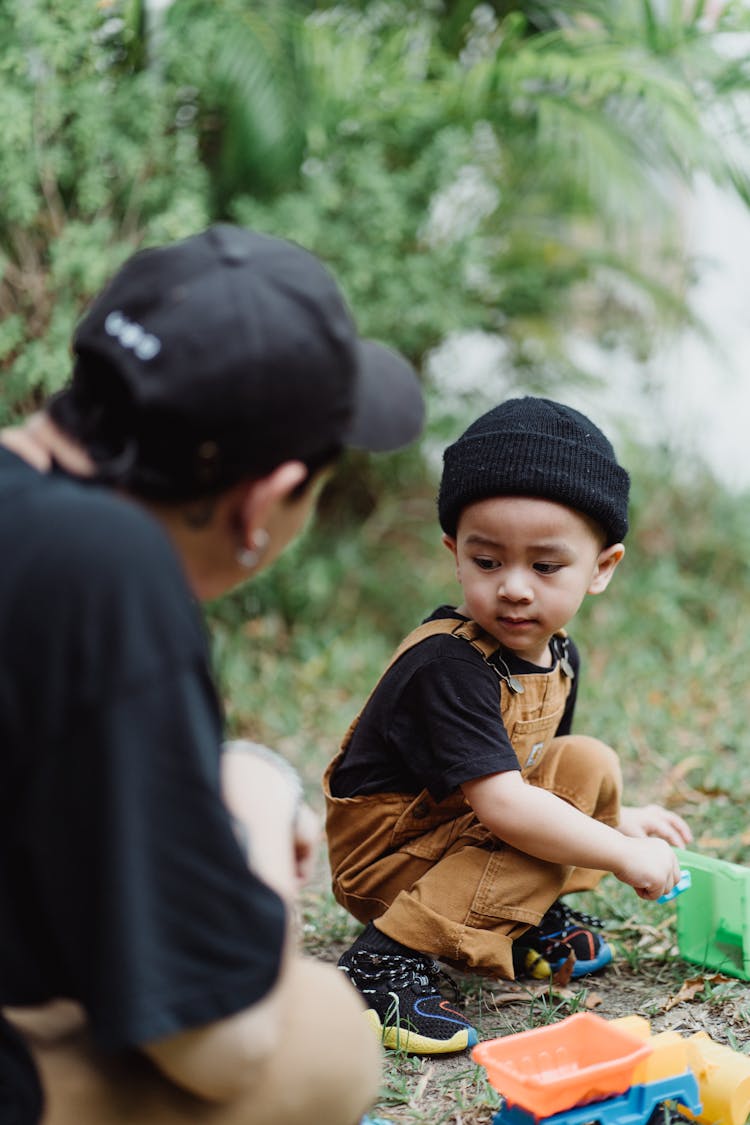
[618, 804, 693, 848]
[614, 836, 682, 900]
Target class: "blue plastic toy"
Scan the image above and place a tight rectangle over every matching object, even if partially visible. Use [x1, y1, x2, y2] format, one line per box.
[656, 869, 691, 904]
[492, 1072, 701, 1125]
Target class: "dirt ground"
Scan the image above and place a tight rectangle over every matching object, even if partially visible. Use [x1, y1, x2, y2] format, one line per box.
[309, 908, 750, 1125]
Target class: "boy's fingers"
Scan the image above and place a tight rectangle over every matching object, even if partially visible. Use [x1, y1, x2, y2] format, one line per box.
[651, 809, 692, 846]
[674, 814, 693, 844]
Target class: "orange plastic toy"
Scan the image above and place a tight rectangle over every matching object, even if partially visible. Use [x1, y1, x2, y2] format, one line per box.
[471, 1012, 650, 1118]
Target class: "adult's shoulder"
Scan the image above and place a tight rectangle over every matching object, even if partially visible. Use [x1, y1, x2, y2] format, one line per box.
[2, 465, 202, 679]
[7, 466, 215, 711]
[13, 468, 188, 604]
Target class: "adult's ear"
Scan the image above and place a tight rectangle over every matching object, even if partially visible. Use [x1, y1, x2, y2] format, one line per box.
[238, 461, 308, 536]
[588, 542, 625, 595]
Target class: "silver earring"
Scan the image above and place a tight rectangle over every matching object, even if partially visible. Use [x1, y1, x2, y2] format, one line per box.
[236, 528, 270, 570]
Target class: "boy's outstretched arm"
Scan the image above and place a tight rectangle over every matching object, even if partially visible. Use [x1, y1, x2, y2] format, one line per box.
[462, 770, 682, 901]
[618, 804, 692, 848]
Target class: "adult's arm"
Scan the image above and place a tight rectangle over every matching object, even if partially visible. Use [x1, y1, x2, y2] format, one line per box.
[142, 969, 289, 1102]
[142, 746, 313, 1102]
[7, 756, 363, 1111]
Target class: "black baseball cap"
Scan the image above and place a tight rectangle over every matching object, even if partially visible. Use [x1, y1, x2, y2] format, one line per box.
[64, 224, 424, 499]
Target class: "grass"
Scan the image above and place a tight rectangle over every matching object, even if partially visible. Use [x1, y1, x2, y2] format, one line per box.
[207, 453, 750, 1124]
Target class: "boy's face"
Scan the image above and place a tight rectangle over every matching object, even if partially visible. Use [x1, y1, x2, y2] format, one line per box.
[443, 495, 624, 665]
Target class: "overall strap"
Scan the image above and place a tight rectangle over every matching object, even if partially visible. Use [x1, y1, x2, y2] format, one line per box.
[386, 617, 500, 671]
[338, 617, 501, 754]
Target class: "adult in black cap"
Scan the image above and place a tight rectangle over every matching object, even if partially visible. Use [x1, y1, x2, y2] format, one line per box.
[0, 225, 424, 1124]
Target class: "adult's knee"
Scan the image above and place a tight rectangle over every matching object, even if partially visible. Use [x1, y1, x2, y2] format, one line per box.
[256, 957, 382, 1125]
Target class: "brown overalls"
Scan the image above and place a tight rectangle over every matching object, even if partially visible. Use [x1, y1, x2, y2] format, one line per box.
[324, 617, 622, 979]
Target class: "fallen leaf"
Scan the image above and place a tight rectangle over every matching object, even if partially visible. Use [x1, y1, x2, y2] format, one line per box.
[553, 952, 576, 987]
[665, 755, 705, 783]
[661, 973, 729, 1011]
[489, 981, 578, 1007]
[488, 992, 530, 1007]
[412, 1064, 434, 1103]
[545, 984, 577, 1001]
[663, 978, 704, 1010]
[584, 993, 603, 1009]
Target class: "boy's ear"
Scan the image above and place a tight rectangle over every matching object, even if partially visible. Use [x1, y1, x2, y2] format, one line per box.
[588, 543, 625, 595]
[442, 533, 458, 560]
[442, 533, 462, 582]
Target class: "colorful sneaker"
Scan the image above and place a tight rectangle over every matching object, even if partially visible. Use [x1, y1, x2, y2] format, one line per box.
[512, 901, 612, 980]
[338, 948, 478, 1055]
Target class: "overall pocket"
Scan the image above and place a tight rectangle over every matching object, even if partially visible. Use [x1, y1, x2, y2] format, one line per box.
[390, 789, 479, 860]
[508, 711, 563, 775]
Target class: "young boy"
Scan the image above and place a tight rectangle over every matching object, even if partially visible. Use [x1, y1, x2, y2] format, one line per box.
[324, 396, 692, 1056]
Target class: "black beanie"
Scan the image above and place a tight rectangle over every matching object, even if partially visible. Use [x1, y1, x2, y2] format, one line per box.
[438, 397, 630, 545]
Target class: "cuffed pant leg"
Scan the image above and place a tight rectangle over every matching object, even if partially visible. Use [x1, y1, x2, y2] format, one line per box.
[376, 844, 571, 979]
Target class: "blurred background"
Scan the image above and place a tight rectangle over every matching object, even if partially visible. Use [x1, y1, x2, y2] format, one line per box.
[3, 0, 750, 856]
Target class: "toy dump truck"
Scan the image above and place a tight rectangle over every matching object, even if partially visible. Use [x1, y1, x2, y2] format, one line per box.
[473, 1012, 750, 1125]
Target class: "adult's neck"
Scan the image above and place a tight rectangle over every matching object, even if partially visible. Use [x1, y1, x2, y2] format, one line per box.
[0, 412, 95, 477]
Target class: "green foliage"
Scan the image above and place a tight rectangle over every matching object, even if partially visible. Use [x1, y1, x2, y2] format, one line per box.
[163, 0, 310, 210]
[0, 0, 209, 416]
[159, 0, 750, 434]
[4, 0, 750, 439]
[572, 453, 750, 859]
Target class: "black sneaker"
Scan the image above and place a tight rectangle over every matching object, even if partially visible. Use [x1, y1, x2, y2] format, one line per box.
[512, 901, 612, 980]
[338, 948, 478, 1055]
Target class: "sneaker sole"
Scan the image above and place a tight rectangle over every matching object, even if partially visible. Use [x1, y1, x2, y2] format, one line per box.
[363, 1008, 478, 1055]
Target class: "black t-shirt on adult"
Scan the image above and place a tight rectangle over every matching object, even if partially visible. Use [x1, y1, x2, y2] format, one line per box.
[329, 605, 579, 802]
[0, 448, 285, 1086]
